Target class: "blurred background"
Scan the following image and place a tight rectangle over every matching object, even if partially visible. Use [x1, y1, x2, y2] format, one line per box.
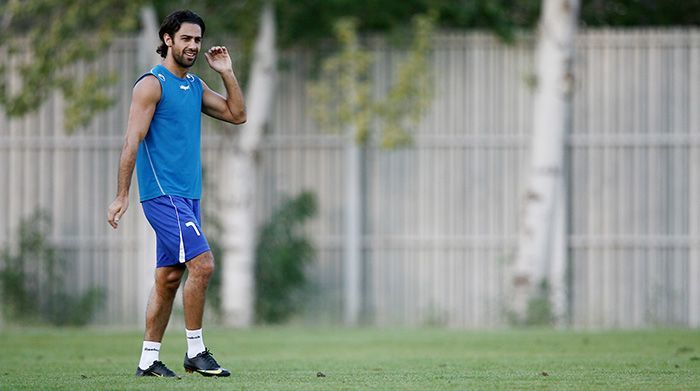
[1, 0, 699, 330]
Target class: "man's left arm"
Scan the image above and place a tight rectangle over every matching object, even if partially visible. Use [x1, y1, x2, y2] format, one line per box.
[202, 46, 247, 125]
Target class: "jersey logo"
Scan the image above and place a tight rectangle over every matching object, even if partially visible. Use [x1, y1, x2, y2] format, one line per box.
[157, 73, 166, 81]
[186, 74, 195, 82]
[185, 221, 201, 236]
[180, 84, 190, 91]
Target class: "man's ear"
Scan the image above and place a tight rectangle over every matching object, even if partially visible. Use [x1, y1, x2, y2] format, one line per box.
[164, 33, 173, 47]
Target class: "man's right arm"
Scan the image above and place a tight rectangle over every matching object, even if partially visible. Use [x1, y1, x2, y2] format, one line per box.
[107, 76, 161, 229]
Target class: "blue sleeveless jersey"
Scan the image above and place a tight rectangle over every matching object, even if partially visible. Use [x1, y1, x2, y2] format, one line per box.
[135, 64, 203, 202]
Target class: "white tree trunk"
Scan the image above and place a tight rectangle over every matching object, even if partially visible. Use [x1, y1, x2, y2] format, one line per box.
[220, 2, 277, 327]
[513, 0, 579, 323]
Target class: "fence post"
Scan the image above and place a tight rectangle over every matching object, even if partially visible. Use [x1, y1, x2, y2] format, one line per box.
[134, 6, 160, 325]
[344, 140, 362, 326]
[689, 32, 700, 328]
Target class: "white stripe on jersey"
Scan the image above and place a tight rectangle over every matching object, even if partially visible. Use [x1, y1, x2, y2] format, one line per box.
[144, 141, 166, 196]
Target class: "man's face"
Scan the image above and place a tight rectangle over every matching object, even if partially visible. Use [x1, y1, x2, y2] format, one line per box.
[166, 22, 202, 68]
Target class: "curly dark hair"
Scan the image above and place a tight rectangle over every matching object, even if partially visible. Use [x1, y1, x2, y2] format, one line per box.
[156, 10, 206, 59]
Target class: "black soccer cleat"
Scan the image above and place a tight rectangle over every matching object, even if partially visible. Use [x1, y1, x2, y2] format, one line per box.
[135, 360, 180, 378]
[184, 348, 231, 377]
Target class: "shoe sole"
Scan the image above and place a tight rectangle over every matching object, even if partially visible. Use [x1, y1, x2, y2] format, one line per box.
[184, 366, 231, 377]
[135, 372, 181, 379]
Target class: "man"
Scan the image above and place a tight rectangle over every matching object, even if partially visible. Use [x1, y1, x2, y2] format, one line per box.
[107, 9, 245, 378]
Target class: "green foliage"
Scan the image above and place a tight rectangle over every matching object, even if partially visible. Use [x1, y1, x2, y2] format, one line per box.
[41, 288, 105, 327]
[152, 0, 261, 89]
[4, 0, 695, 133]
[158, 0, 700, 53]
[309, 14, 435, 148]
[60, 72, 118, 131]
[152, 0, 537, 50]
[202, 215, 224, 322]
[375, 12, 435, 148]
[201, 167, 225, 321]
[581, 0, 700, 26]
[0, 211, 105, 326]
[273, 0, 540, 46]
[255, 191, 317, 324]
[308, 19, 374, 145]
[0, 0, 144, 132]
[508, 279, 556, 327]
[183, 0, 700, 50]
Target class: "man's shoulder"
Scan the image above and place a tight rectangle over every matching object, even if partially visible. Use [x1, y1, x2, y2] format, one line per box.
[132, 74, 162, 103]
[136, 72, 162, 85]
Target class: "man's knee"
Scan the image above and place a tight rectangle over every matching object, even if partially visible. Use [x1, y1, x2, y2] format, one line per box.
[189, 251, 215, 280]
[156, 267, 184, 291]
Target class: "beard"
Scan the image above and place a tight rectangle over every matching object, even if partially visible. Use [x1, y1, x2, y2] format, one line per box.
[173, 49, 197, 68]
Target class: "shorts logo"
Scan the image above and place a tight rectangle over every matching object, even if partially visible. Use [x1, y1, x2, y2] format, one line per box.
[185, 221, 201, 236]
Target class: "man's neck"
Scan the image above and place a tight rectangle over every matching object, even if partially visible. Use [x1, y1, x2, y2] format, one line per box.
[162, 57, 188, 79]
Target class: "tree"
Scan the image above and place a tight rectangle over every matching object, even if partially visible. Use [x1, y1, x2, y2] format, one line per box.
[0, 0, 145, 131]
[513, 0, 580, 326]
[308, 15, 435, 324]
[218, 2, 277, 326]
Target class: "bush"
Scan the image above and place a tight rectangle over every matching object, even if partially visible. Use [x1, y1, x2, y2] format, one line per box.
[524, 280, 556, 326]
[255, 191, 317, 324]
[507, 279, 556, 327]
[0, 211, 105, 326]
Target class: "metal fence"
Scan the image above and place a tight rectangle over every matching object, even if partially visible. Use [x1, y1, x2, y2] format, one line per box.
[1, 29, 698, 328]
[569, 30, 700, 327]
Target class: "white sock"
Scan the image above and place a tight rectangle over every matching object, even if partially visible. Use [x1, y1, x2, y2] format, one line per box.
[186, 328, 206, 358]
[138, 341, 161, 370]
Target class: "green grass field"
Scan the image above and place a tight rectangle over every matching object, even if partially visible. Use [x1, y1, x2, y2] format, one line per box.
[1, 327, 699, 390]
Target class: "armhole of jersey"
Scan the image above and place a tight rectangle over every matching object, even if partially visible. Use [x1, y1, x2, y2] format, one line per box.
[134, 73, 163, 105]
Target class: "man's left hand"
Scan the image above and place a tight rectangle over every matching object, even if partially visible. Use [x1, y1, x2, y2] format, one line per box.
[205, 46, 233, 74]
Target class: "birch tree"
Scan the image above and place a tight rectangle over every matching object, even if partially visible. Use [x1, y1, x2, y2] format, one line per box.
[218, 2, 277, 327]
[513, 0, 580, 325]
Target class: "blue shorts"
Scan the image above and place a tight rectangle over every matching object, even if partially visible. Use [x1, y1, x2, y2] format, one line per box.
[141, 195, 210, 268]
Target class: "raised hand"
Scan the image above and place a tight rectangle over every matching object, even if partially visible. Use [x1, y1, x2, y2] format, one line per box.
[204, 46, 233, 74]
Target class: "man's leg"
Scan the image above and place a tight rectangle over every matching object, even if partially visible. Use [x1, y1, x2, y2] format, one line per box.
[144, 265, 186, 341]
[182, 251, 230, 376]
[183, 251, 214, 330]
[136, 265, 184, 376]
